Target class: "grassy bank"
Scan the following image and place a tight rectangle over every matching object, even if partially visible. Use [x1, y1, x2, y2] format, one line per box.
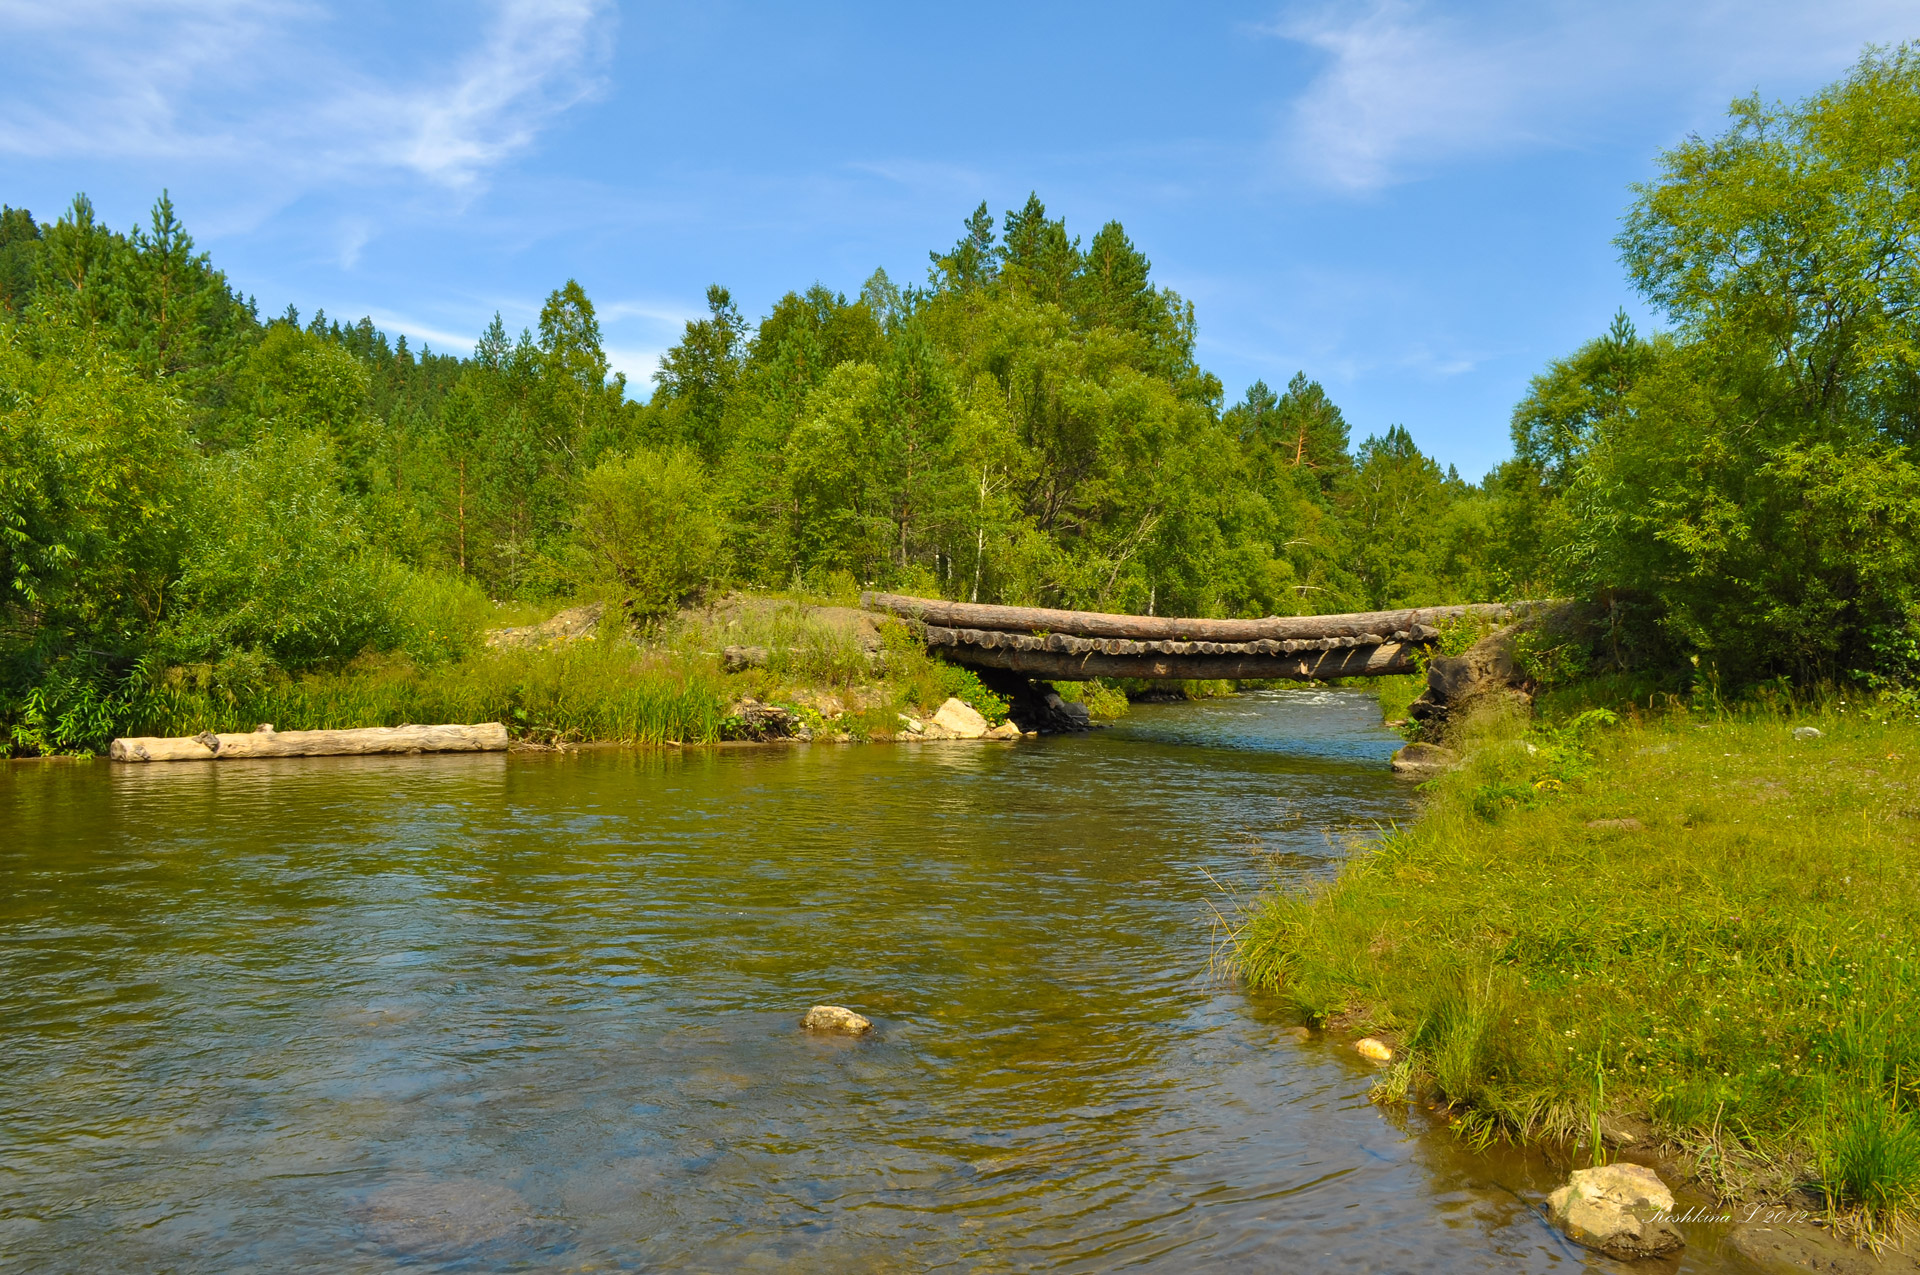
[1237, 692, 1920, 1235]
[14, 592, 1058, 753]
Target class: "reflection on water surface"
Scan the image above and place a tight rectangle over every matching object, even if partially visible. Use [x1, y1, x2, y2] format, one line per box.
[2, 689, 1736, 1270]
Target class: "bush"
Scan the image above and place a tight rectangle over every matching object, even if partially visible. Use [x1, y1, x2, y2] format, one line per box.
[575, 445, 724, 617]
[162, 431, 392, 669]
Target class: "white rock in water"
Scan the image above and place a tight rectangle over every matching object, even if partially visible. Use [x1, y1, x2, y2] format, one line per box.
[927, 697, 990, 739]
[802, 1005, 872, 1035]
[1355, 1037, 1393, 1063]
[1792, 726, 1823, 740]
[984, 720, 1023, 740]
[1547, 1163, 1684, 1260]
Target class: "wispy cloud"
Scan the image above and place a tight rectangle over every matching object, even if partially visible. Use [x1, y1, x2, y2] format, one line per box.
[0, 0, 612, 189]
[347, 0, 612, 187]
[1264, 0, 1917, 191]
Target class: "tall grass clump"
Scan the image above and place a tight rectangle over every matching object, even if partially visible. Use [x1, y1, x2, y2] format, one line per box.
[130, 641, 727, 745]
[1235, 691, 1920, 1232]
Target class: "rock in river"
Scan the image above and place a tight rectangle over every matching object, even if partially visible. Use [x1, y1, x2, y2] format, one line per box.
[1355, 1037, 1394, 1063]
[802, 1005, 872, 1035]
[1547, 1163, 1683, 1260]
[922, 697, 990, 740]
[1390, 742, 1459, 777]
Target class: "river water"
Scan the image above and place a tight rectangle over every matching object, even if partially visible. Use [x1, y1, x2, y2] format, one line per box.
[2, 689, 1742, 1271]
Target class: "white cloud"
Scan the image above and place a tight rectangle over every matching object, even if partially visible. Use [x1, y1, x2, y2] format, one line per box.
[359, 310, 483, 355]
[1265, 0, 1918, 191]
[597, 299, 701, 327]
[0, 0, 612, 189]
[601, 342, 667, 391]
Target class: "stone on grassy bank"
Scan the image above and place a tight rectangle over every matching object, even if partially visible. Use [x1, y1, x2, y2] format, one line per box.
[1547, 1163, 1683, 1260]
[1355, 1037, 1393, 1063]
[725, 698, 809, 741]
[1390, 742, 1459, 777]
[1792, 726, 1824, 740]
[802, 1005, 872, 1035]
[485, 602, 605, 649]
[1405, 621, 1542, 733]
[722, 644, 770, 671]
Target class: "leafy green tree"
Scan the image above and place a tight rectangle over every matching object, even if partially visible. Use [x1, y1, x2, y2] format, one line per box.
[163, 431, 390, 669]
[34, 195, 123, 329]
[223, 324, 377, 475]
[929, 201, 1000, 291]
[575, 445, 724, 615]
[0, 207, 38, 314]
[0, 315, 188, 657]
[1000, 193, 1081, 306]
[652, 284, 746, 460]
[1562, 46, 1920, 679]
[1341, 426, 1456, 608]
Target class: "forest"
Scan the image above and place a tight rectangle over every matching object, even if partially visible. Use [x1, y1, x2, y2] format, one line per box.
[4, 47, 1918, 753]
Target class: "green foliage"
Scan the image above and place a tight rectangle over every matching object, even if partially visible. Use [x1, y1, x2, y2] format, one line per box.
[575, 445, 724, 617]
[162, 432, 390, 670]
[930, 660, 1010, 725]
[1512, 47, 1920, 687]
[1054, 678, 1130, 720]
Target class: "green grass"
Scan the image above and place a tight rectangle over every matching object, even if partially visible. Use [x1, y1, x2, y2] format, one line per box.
[133, 642, 729, 746]
[1236, 692, 1920, 1236]
[113, 593, 1021, 750]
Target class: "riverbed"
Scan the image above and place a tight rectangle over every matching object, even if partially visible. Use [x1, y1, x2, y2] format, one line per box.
[2, 689, 1733, 1270]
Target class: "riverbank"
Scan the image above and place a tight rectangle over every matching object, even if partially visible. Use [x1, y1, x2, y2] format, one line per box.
[1237, 689, 1920, 1241]
[78, 592, 1136, 755]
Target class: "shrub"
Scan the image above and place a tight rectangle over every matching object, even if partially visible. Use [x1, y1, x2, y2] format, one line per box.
[162, 431, 392, 670]
[575, 445, 724, 617]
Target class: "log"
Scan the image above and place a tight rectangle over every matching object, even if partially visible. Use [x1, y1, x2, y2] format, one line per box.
[924, 624, 1422, 659]
[109, 722, 511, 763]
[939, 639, 1420, 681]
[862, 591, 1520, 643]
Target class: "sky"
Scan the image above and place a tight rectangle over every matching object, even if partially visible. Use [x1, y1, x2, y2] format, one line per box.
[2, 1, 1915, 478]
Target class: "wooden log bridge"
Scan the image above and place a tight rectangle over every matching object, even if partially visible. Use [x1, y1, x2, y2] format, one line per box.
[860, 592, 1524, 682]
[109, 722, 511, 763]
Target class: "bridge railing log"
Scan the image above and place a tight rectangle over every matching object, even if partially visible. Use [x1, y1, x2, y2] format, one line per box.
[860, 592, 1523, 645]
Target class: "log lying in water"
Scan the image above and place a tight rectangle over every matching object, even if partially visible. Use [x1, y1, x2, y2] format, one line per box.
[862, 591, 1520, 644]
[109, 722, 511, 763]
[929, 626, 1420, 681]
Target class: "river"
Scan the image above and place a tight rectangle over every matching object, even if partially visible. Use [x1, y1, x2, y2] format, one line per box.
[2, 689, 1740, 1270]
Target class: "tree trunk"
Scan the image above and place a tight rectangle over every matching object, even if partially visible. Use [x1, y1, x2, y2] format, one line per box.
[111, 722, 511, 763]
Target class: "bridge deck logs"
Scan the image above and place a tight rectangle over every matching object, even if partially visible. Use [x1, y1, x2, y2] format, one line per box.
[924, 625, 1421, 681]
[861, 593, 1528, 682]
[861, 592, 1518, 645]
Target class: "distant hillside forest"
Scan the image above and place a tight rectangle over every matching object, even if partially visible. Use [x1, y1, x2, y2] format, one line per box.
[3, 47, 1919, 747]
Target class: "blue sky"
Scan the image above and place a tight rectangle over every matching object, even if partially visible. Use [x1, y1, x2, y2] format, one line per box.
[2, 1, 1914, 477]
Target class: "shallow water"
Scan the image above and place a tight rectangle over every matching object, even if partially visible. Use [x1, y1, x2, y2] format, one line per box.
[2, 689, 1746, 1271]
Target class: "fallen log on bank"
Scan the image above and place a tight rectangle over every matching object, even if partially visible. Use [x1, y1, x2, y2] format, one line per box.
[109, 722, 511, 763]
[861, 592, 1522, 644]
